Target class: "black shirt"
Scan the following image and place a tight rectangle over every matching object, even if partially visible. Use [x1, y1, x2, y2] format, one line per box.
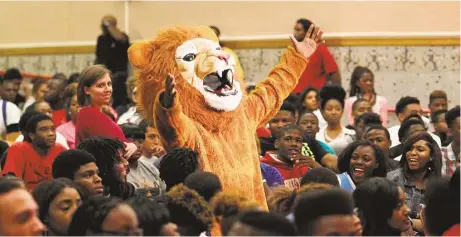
[95, 34, 130, 73]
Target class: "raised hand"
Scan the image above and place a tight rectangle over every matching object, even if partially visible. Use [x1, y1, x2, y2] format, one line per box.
[289, 24, 324, 59]
[162, 73, 177, 108]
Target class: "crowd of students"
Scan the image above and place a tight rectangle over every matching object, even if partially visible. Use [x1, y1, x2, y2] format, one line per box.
[0, 18, 458, 236]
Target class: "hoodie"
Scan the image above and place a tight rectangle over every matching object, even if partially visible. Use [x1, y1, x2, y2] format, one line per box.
[260, 152, 309, 190]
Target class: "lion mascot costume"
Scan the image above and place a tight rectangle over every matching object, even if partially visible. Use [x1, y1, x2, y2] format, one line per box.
[128, 25, 323, 210]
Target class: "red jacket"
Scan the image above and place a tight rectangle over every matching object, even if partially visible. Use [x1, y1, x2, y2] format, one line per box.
[260, 152, 309, 190]
[293, 44, 339, 92]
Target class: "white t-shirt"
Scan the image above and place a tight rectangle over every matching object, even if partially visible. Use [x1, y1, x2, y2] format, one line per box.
[0, 100, 22, 136]
[316, 126, 355, 155]
[388, 116, 441, 149]
[15, 132, 70, 149]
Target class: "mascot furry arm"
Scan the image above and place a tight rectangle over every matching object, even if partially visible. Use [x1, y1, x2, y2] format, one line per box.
[128, 25, 323, 209]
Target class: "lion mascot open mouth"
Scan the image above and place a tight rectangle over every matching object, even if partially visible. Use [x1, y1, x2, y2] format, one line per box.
[128, 25, 322, 223]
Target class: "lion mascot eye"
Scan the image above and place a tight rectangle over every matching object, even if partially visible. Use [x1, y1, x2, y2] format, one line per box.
[183, 53, 196, 61]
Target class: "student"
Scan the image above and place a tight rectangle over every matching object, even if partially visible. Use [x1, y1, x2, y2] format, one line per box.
[159, 148, 201, 191]
[67, 195, 140, 236]
[441, 106, 460, 176]
[52, 149, 104, 196]
[56, 83, 80, 149]
[293, 188, 362, 236]
[387, 132, 442, 232]
[261, 125, 332, 189]
[337, 140, 388, 192]
[353, 112, 382, 140]
[0, 175, 45, 236]
[346, 98, 372, 129]
[128, 197, 180, 236]
[227, 211, 298, 236]
[32, 178, 83, 236]
[316, 85, 355, 155]
[391, 115, 427, 161]
[184, 171, 222, 202]
[389, 96, 441, 148]
[2, 114, 66, 190]
[298, 87, 326, 128]
[120, 123, 166, 199]
[423, 168, 460, 236]
[138, 120, 166, 165]
[297, 110, 335, 154]
[431, 109, 451, 146]
[428, 90, 448, 114]
[166, 184, 213, 236]
[345, 66, 388, 126]
[354, 177, 412, 236]
[364, 125, 400, 170]
[78, 136, 136, 200]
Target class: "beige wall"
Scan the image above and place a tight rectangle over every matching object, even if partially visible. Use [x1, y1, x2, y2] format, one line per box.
[1, 1, 459, 44]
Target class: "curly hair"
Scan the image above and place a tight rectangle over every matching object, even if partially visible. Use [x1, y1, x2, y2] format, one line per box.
[166, 184, 213, 236]
[67, 195, 123, 235]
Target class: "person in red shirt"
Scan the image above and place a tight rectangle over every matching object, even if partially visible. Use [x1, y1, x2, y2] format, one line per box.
[2, 114, 66, 191]
[292, 18, 341, 92]
[75, 65, 137, 158]
[45, 76, 68, 127]
[261, 124, 320, 190]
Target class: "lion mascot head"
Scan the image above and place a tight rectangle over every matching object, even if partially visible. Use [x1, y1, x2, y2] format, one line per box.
[128, 26, 246, 129]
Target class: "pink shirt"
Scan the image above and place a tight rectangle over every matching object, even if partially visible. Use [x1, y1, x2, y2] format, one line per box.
[57, 121, 76, 149]
[344, 95, 388, 127]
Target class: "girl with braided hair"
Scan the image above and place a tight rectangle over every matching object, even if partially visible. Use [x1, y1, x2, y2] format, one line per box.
[67, 195, 141, 236]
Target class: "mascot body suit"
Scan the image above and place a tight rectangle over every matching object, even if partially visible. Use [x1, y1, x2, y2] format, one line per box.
[128, 25, 323, 209]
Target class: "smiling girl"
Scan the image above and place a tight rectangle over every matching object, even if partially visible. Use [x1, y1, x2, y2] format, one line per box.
[387, 132, 442, 233]
[337, 140, 388, 191]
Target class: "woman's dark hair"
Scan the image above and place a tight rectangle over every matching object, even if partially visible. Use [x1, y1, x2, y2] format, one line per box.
[296, 18, 313, 32]
[159, 148, 200, 191]
[400, 132, 442, 178]
[32, 78, 47, 94]
[353, 177, 401, 236]
[129, 197, 171, 236]
[77, 136, 125, 186]
[338, 140, 388, 178]
[62, 83, 78, 121]
[349, 66, 374, 97]
[77, 65, 110, 106]
[67, 195, 123, 235]
[298, 87, 318, 111]
[32, 178, 83, 225]
[24, 113, 53, 143]
[319, 85, 346, 110]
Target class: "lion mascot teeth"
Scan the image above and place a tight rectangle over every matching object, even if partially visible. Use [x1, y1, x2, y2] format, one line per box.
[128, 25, 312, 212]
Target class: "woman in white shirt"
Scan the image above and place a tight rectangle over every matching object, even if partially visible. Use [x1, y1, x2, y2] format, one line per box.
[298, 87, 327, 129]
[316, 85, 355, 155]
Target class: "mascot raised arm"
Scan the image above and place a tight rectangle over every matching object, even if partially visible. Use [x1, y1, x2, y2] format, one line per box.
[128, 25, 323, 209]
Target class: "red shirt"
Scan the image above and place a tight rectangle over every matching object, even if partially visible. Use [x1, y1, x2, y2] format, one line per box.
[1, 142, 66, 191]
[52, 109, 67, 128]
[75, 106, 128, 146]
[443, 224, 460, 236]
[293, 44, 339, 93]
[260, 152, 309, 190]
